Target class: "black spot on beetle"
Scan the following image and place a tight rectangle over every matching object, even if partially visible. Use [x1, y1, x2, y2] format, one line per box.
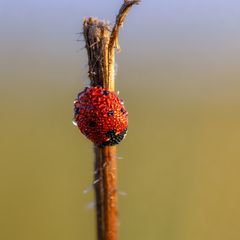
[108, 110, 114, 116]
[102, 90, 110, 96]
[120, 108, 125, 114]
[89, 121, 97, 127]
[100, 128, 128, 147]
[75, 107, 80, 114]
[106, 130, 115, 137]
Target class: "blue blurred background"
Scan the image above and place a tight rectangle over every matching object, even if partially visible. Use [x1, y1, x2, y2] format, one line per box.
[1, 0, 240, 239]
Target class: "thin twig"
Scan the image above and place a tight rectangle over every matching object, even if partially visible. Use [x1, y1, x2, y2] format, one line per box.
[108, 0, 140, 90]
[109, 0, 140, 52]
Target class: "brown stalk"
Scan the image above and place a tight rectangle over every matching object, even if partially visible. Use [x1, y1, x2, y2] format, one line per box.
[83, 1, 140, 239]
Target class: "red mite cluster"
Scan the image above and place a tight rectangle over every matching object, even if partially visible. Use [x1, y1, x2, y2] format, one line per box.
[74, 87, 128, 146]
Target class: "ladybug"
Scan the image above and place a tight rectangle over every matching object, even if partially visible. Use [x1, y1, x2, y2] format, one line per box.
[73, 86, 128, 146]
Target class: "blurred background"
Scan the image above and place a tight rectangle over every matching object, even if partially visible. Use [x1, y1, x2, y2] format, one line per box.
[1, 0, 240, 239]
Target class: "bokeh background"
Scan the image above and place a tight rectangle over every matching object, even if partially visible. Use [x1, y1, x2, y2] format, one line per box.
[1, 0, 240, 239]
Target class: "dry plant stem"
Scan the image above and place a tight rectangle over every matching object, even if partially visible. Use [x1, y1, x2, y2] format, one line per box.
[94, 146, 118, 240]
[83, 18, 110, 88]
[83, 1, 139, 239]
[84, 18, 118, 240]
[108, 0, 140, 88]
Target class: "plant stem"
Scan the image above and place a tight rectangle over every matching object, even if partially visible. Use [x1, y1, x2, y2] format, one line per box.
[94, 146, 118, 240]
[83, 1, 140, 239]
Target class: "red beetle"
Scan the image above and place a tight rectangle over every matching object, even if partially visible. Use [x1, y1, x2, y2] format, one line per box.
[73, 86, 128, 146]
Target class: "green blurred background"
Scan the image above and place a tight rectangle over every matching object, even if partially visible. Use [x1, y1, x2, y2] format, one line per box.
[1, 0, 240, 239]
